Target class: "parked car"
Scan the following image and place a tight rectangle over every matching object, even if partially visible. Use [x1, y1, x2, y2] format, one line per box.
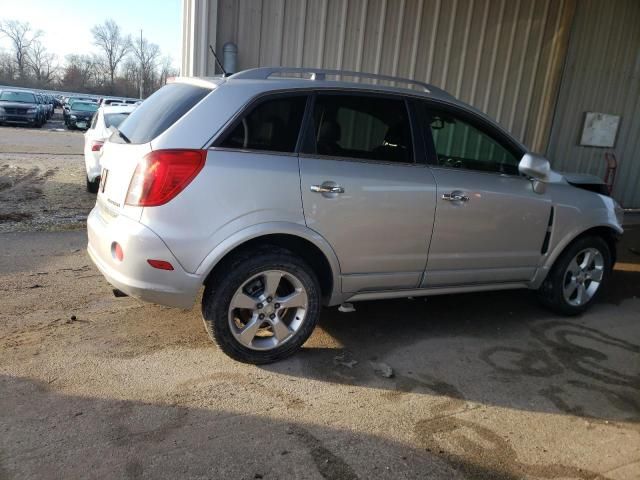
[84, 104, 137, 193]
[35, 93, 49, 125]
[39, 93, 53, 119]
[87, 68, 624, 364]
[66, 101, 98, 130]
[99, 97, 126, 106]
[63, 96, 93, 122]
[0, 89, 43, 127]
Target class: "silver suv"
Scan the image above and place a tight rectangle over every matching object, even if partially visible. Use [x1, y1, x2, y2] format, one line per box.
[87, 68, 624, 364]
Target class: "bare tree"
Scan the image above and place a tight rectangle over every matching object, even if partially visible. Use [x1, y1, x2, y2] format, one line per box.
[132, 35, 160, 97]
[158, 55, 178, 87]
[27, 39, 57, 85]
[91, 19, 131, 92]
[62, 54, 96, 91]
[0, 50, 17, 83]
[0, 20, 42, 81]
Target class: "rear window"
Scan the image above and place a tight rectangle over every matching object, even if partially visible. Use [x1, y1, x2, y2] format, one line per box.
[116, 83, 210, 144]
[73, 102, 98, 112]
[104, 112, 130, 128]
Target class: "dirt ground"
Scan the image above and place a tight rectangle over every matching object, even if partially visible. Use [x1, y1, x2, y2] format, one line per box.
[1, 122, 639, 479]
[0, 115, 94, 232]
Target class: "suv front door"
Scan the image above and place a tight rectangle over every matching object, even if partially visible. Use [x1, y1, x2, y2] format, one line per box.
[421, 103, 551, 287]
[299, 93, 437, 293]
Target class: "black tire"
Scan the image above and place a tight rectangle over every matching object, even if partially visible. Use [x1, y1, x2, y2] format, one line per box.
[537, 235, 612, 316]
[86, 176, 100, 194]
[201, 247, 321, 364]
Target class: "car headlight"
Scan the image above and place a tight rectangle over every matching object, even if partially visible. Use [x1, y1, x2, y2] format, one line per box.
[27, 108, 37, 113]
[0, 106, 5, 113]
[70, 115, 77, 120]
[614, 200, 624, 226]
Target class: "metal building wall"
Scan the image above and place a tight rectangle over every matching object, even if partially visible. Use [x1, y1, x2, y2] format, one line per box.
[213, 0, 576, 152]
[546, 0, 640, 208]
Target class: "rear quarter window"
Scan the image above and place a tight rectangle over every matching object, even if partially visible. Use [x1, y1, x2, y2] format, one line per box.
[115, 83, 211, 144]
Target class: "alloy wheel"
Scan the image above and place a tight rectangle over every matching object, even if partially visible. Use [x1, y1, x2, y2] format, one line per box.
[562, 247, 604, 307]
[228, 270, 308, 350]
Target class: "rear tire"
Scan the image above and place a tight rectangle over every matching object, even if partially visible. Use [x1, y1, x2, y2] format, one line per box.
[537, 236, 612, 316]
[201, 247, 321, 364]
[86, 176, 99, 194]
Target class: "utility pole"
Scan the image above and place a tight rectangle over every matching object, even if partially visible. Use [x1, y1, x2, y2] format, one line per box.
[139, 29, 143, 99]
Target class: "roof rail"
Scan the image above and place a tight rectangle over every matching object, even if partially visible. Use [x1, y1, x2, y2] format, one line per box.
[229, 67, 432, 93]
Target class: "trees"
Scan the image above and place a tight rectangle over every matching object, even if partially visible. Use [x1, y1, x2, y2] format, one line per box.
[27, 40, 57, 85]
[0, 20, 42, 81]
[61, 54, 96, 91]
[132, 35, 161, 97]
[91, 19, 131, 92]
[0, 18, 176, 96]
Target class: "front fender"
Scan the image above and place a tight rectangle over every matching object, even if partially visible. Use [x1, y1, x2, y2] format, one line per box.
[194, 222, 343, 302]
[530, 189, 623, 288]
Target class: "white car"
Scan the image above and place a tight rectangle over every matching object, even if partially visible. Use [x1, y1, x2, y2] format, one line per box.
[84, 105, 137, 193]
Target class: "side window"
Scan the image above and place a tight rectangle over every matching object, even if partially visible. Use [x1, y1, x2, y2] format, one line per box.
[218, 95, 307, 153]
[425, 106, 521, 175]
[305, 94, 413, 164]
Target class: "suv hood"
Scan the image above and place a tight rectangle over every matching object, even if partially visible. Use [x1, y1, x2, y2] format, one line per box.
[560, 172, 604, 185]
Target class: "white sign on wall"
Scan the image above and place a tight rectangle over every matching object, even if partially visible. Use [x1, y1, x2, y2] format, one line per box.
[579, 112, 621, 148]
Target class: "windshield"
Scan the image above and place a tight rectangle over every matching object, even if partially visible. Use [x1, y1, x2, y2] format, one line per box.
[0, 91, 36, 103]
[72, 102, 98, 112]
[104, 112, 131, 128]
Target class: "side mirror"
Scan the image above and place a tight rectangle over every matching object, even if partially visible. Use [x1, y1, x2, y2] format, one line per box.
[519, 153, 551, 194]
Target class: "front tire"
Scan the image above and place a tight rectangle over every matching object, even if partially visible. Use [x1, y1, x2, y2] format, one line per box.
[537, 236, 612, 315]
[202, 248, 321, 364]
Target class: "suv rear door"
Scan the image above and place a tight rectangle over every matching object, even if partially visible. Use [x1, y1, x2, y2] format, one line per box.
[299, 92, 437, 294]
[419, 102, 551, 286]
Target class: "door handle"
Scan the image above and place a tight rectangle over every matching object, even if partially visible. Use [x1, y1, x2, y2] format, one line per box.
[311, 184, 345, 194]
[442, 192, 469, 202]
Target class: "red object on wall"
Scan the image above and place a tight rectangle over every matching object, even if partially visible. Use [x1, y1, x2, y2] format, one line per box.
[604, 152, 617, 194]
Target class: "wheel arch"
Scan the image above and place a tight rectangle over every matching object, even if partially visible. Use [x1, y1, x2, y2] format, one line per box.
[533, 224, 621, 288]
[196, 223, 342, 305]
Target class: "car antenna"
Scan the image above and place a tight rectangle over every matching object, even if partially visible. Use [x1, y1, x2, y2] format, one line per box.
[209, 45, 228, 77]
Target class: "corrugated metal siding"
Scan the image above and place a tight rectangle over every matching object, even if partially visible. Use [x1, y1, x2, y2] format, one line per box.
[546, 0, 640, 208]
[213, 0, 575, 152]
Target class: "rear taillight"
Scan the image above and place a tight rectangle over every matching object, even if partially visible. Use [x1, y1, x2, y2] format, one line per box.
[125, 149, 206, 207]
[91, 140, 104, 152]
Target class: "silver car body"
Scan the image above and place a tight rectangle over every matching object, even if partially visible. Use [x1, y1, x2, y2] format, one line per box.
[87, 68, 623, 309]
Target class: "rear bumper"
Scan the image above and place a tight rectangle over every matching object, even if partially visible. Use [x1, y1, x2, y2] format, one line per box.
[87, 206, 201, 309]
[68, 118, 91, 129]
[85, 152, 102, 182]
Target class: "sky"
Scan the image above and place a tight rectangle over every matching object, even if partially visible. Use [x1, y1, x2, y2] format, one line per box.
[0, 0, 182, 68]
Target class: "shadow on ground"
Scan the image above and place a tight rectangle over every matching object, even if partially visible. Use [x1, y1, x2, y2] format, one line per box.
[263, 227, 640, 425]
[0, 374, 614, 480]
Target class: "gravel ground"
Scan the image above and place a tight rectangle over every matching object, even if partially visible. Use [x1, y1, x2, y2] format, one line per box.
[0, 113, 94, 232]
[1, 124, 639, 479]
